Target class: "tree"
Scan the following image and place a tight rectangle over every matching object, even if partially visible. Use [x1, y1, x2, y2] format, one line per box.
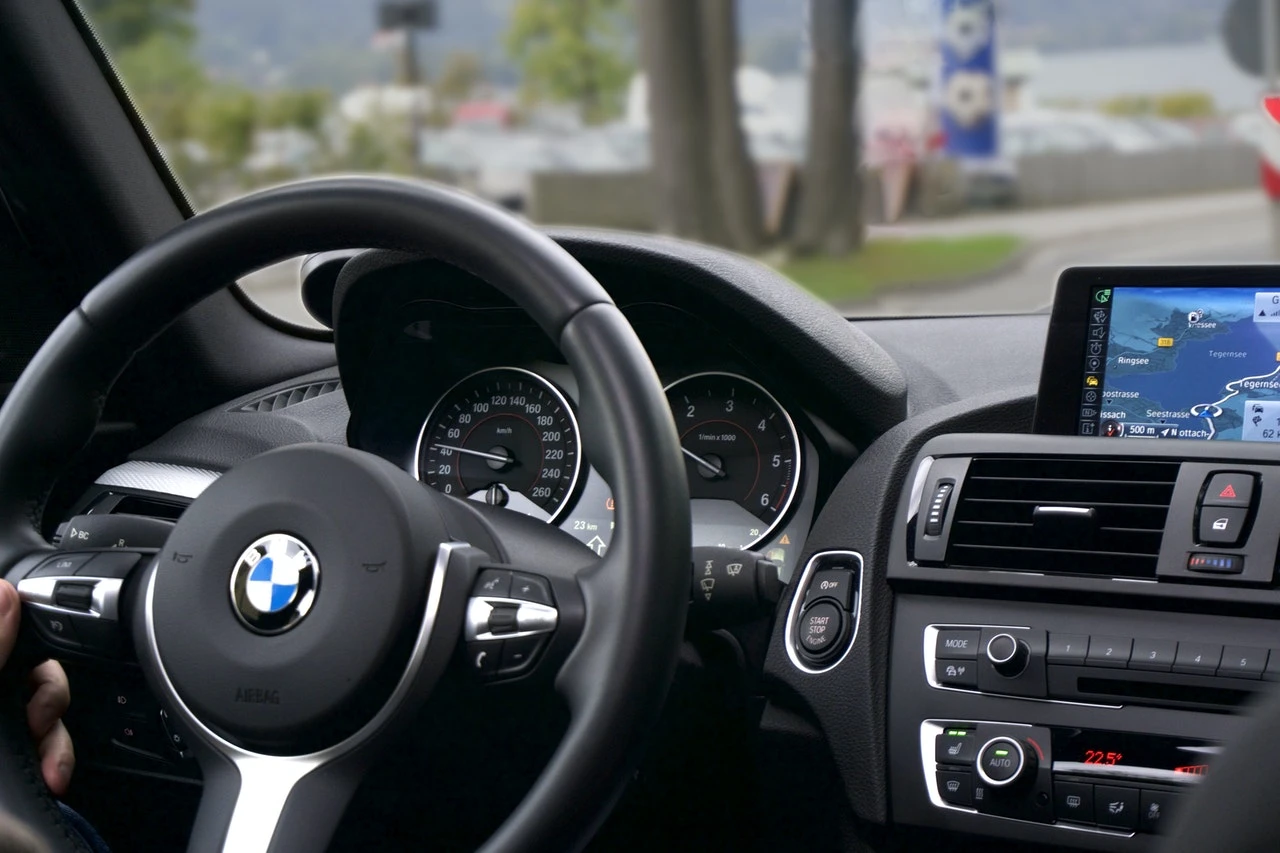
[791, 0, 862, 256]
[505, 0, 632, 125]
[114, 33, 206, 141]
[436, 51, 485, 104]
[639, 0, 762, 251]
[259, 90, 331, 134]
[189, 87, 258, 166]
[82, 0, 194, 52]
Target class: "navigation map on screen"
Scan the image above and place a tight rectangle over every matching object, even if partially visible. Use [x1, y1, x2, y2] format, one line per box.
[1081, 285, 1280, 441]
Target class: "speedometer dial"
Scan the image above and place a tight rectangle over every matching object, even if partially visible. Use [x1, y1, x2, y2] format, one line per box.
[665, 372, 801, 548]
[415, 367, 581, 522]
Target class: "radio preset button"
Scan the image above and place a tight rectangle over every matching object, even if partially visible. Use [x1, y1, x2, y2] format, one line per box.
[1129, 638, 1177, 672]
[1173, 642, 1222, 675]
[1085, 636, 1132, 669]
[935, 629, 980, 659]
[1218, 646, 1267, 679]
[1047, 633, 1089, 665]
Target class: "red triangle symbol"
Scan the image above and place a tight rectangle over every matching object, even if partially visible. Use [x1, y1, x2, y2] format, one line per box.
[1219, 484, 1237, 499]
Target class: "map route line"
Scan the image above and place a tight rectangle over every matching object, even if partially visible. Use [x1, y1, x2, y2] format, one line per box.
[1189, 364, 1280, 439]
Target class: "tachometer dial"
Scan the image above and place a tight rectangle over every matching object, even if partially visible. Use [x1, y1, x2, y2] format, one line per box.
[415, 368, 581, 522]
[665, 372, 801, 548]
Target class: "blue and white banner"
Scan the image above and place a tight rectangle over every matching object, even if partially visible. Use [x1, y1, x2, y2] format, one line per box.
[939, 0, 998, 158]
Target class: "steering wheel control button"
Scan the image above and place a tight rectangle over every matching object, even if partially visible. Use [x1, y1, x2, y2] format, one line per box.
[26, 608, 80, 649]
[976, 737, 1028, 787]
[1139, 789, 1180, 834]
[511, 573, 554, 605]
[936, 730, 977, 765]
[935, 659, 978, 689]
[1202, 472, 1255, 508]
[474, 569, 513, 598]
[1054, 781, 1094, 824]
[935, 629, 981, 659]
[1173, 642, 1222, 675]
[1094, 785, 1140, 831]
[28, 552, 95, 577]
[79, 551, 145, 579]
[1047, 632, 1089, 665]
[499, 635, 545, 674]
[467, 640, 502, 675]
[1197, 506, 1249, 546]
[937, 771, 973, 806]
[1129, 638, 1177, 672]
[1218, 646, 1268, 679]
[986, 633, 1029, 677]
[53, 581, 94, 611]
[487, 605, 519, 635]
[798, 602, 842, 657]
[228, 533, 320, 635]
[1085, 636, 1132, 669]
[807, 569, 855, 609]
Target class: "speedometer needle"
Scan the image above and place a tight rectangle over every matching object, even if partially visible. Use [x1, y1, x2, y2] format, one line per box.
[432, 444, 514, 465]
[681, 447, 725, 478]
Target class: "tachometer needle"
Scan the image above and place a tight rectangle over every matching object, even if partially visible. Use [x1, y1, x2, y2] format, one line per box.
[432, 444, 514, 465]
[681, 446, 725, 478]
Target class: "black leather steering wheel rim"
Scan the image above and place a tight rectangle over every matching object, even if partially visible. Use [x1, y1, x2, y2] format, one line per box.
[0, 176, 692, 852]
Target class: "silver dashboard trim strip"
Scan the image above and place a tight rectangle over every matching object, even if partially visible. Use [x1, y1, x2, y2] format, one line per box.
[96, 461, 220, 500]
[784, 550, 863, 674]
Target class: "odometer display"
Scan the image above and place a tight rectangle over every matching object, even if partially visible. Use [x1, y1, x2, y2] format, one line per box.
[416, 368, 581, 521]
[665, 372, 801, 548]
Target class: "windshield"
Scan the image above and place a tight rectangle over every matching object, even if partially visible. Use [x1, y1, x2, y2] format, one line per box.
[87, 0, 1267, 324]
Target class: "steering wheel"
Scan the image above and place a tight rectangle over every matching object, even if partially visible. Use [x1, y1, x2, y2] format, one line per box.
[0, 177, 692, 852]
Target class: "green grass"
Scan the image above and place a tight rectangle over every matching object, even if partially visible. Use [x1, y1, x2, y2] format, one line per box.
[776, 234, 1024, 304]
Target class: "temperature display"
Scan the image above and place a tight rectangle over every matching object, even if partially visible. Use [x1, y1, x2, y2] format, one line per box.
[1083, 750, 1123, 766]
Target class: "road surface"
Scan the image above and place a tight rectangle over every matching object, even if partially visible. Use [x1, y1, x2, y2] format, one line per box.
[848, 190, 1273, 316]
[238, 189, 1276, 326]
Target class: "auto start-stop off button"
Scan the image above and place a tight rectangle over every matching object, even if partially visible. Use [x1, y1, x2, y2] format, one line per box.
[799, 602, 843, 655]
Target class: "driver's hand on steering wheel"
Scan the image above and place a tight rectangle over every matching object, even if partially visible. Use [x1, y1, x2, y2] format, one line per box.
[0, 579, 75, 797]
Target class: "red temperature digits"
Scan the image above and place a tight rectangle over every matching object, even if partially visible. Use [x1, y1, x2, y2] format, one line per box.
[1083, 749, 1123, 766]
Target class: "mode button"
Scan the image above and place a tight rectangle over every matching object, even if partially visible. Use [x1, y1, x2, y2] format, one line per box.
[935, 629, 980, 659]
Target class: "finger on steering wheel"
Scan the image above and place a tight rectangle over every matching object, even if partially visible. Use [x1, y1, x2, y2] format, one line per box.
[26, 659, 70, 741]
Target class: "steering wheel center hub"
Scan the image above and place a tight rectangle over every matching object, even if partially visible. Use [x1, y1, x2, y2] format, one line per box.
[146, 444, 448, 753]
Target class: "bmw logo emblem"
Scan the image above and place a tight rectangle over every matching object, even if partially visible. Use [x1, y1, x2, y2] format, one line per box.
[229, 533, 320, 634]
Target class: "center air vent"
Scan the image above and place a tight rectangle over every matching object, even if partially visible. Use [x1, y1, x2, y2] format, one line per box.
[946, 457, 1180, 579]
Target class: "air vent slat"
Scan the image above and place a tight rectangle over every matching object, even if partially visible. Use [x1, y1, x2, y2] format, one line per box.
[943, 456, 1178, 579]
[235, 380, 341, 414]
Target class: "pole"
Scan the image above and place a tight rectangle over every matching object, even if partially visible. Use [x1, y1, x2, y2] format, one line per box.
[1263, 0, 1280, 255]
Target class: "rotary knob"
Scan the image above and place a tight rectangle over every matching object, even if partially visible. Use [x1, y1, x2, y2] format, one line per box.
[976, 736, 1033, 788]
[986, 633, 1029, 677]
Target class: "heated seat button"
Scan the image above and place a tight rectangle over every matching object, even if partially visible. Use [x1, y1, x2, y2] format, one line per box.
[1094, 785, 1139, 830]
[1202, 472, 1255, 508]
[935, 731, 977, 765]
[798, 602, 843, 657]
[937, 771, 973, 806]
[1055, 781, 1094, 824]
[1197, 507, 1249, 546]
[935, 629, 980, 659]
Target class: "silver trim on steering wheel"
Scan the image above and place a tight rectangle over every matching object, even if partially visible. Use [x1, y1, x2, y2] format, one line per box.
[141, 541, 464, 853]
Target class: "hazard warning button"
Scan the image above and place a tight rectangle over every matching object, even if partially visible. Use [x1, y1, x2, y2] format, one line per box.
[1203, 472, 1256, 509]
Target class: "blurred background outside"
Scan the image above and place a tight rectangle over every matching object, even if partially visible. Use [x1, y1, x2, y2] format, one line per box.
[84, 0, 1280, 325]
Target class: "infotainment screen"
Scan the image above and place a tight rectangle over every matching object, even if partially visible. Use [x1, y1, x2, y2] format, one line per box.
[1034, 268, 1280, 441]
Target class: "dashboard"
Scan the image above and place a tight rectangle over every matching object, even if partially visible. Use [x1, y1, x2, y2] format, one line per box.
[80, 228, 1280, 852]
